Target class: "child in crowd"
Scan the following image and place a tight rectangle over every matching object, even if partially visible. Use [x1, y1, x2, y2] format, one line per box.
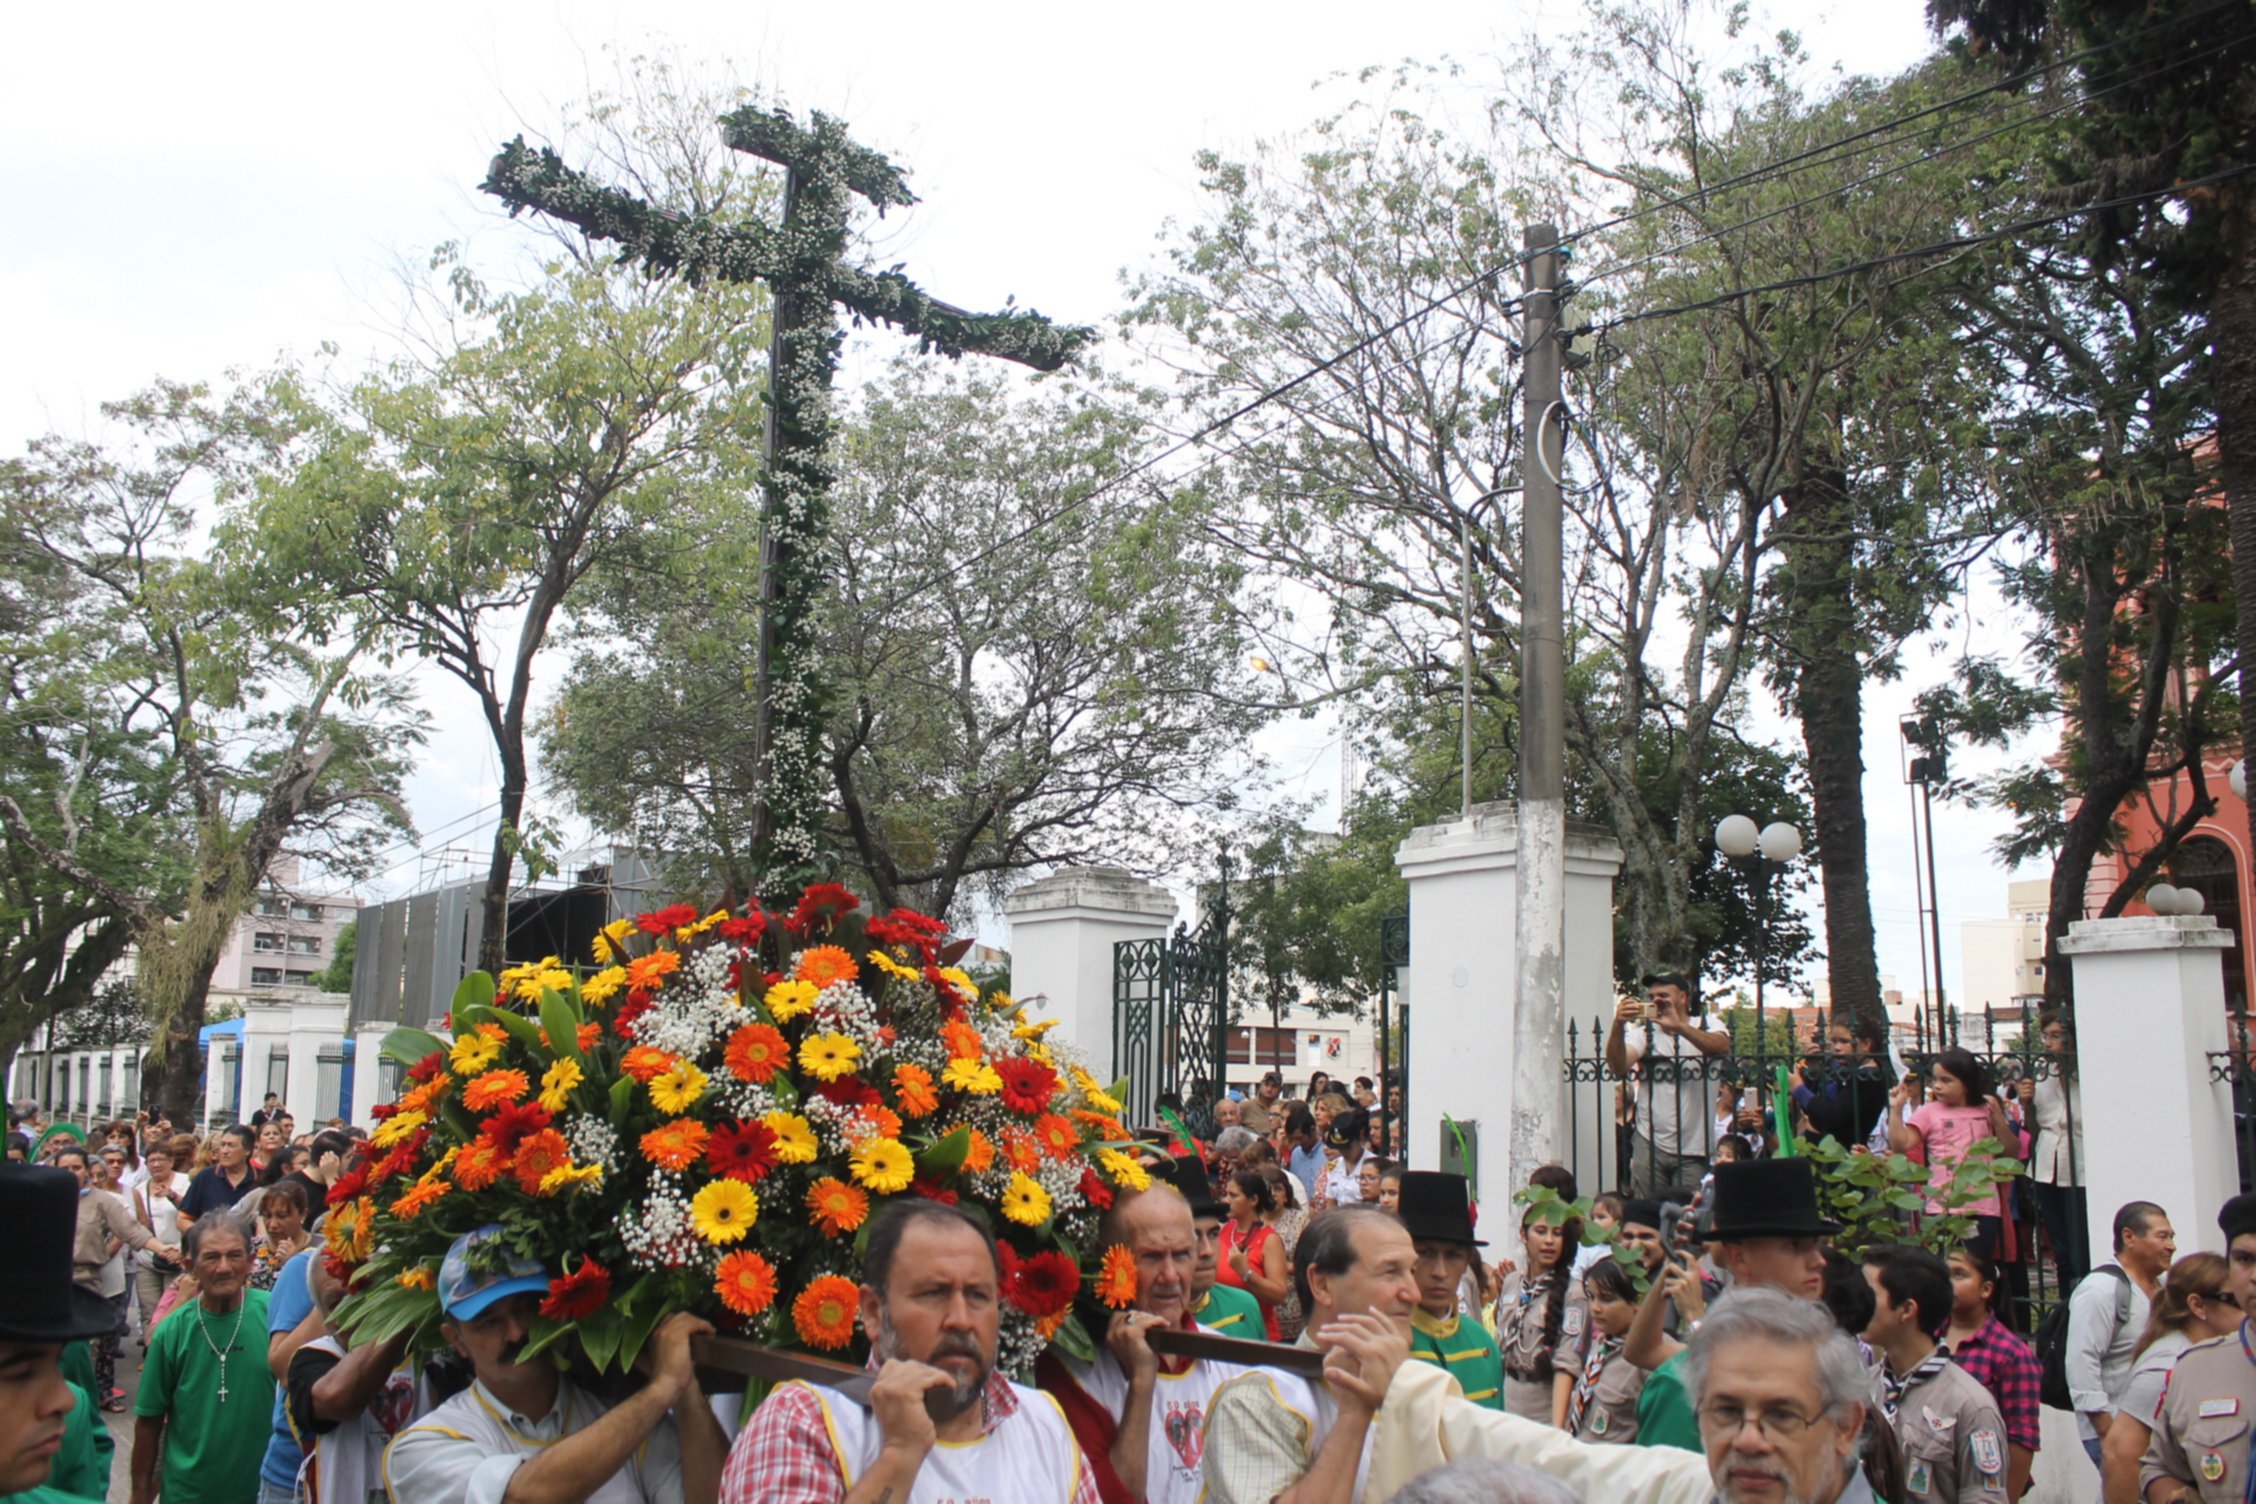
[1568, 1256, 1645, 1443]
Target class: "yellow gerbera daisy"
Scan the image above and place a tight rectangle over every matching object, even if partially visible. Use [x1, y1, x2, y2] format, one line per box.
[371, 1109, 428, 1149]
[941, 1057, 1003, 1096]
[1098, 1149, 1153, 1191]
[447, 1030, 504, 1076]
[934, 967, 979, 1007]
[798, 1032, 863, 1083]
[1000, 1171, 1053, 1227]
[689, 1178, 760, 1245]
[647, 1060, 709, 1115]
[539, 1161, 605, 1195]
[578, 966, 627, 1006]
[848, 1137, 915, 1195]
[591, 918, 634, 964]
[1012, 1018, 1059, 1042]
[538, 1058, 583, 1113]
[764, 1112, 819, 1165]
[866, 950, 921, 982]
[1073, 1067, 1126, 1116]
[764, 979, 820, 1022]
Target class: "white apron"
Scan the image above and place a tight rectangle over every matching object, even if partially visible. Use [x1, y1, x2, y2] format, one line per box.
[800, 1377, 1085, 1503]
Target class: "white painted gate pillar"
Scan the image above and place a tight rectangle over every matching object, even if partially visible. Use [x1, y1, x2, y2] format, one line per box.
[2056, 915, 2239, 1249]
[1001, 867, 1178, 1084]
[1395, 803, 1622, 1245]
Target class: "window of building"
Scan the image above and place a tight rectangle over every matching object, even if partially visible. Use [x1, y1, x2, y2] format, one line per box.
[285, 970, 316, 985]
[98, 1057, 113, 1117]
[77, 1058, 91, 1111]
[290, 902, 325, 923]
[287, 935, 321, 955]
[217, 1042, 241, 1117]
[57, 1061, 70, 1114]
[315, 1045, 346, 1122]
[253, 932, 285, 953]
[122, 1054, 139, 1113]
[251, 967, 283, 986]
[255, 899, 288, 918]
[267, 1045, 289, 1101]
[1226, 1026, 1297, 1066]
[376, 1054, 404, 1107]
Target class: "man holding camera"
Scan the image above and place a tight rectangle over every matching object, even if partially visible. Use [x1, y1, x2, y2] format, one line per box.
[1604, 973, 1731, 1199]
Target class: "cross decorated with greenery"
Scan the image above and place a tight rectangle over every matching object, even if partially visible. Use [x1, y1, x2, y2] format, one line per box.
[483, 107, 1093, 894]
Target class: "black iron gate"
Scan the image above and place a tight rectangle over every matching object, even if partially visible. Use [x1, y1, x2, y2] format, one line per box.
[1376, 910, 1409, 1160]
[1113, 858, 1230, 1133]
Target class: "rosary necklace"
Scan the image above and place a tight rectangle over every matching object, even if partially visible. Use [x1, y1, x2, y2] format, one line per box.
[193, 1298, 248, 1402]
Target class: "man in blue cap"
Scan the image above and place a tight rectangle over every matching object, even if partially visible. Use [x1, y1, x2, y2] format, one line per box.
[0, 1164, 118, 1504]
[383, 1225, 726, 1504]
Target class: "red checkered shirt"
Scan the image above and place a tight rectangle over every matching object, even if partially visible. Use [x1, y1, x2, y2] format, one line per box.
[720, 1368, 1101, 1504]
[1950, 1315, 2043, 1451]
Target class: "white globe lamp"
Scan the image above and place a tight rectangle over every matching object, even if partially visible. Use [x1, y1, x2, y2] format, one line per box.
[2147, 883, 2182, 915]
[1757, 822, 1803, 862]
[1714, 814, 1759, 858]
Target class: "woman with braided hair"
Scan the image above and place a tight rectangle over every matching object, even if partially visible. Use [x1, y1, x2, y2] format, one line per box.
[1492, 1200, 1587, 1425]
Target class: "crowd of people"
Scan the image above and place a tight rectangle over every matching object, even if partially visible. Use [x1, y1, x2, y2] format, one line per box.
[7, 1008, 2255, 1504]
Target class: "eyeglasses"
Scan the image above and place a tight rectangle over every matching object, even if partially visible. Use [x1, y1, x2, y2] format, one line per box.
[1697, 1403, 1829, 1442]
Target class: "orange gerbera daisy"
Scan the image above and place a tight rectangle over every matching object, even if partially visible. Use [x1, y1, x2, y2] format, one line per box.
[539, 1022, 604, 1053]
[454, 1138, 510, 1191]
[806, 1176, 871, 1237]
[461, 1070, 530, 1112]
[851, 1105, 903, 1143]
[621, 1045, 678, 1084]
[399, 1072, 452, 1115]
[1070, 1109, 1131, 1142]
[390, 1179, 449, 1218]
[639, 1118, 710, 1173]
[941, 1018, 984, 1061]
[512, 1129, 571, 1195]
[794, 944, 858, 989]
[1003, 1130, 1042, 1174]
[892, 1063, 939, 1117]
[1032, 1113, 1080, 1160]
[624, 950, 682, 991]
[793, 1275, 861, 1350]
[714, 1251, 778, 1316]
[723, 1022, 789, 1084]
[964, 1128, 995, 1175]
[1097, 1243, 1139, 1308]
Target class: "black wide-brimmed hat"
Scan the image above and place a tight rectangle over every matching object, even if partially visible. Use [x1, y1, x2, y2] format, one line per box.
[0, 1164, 128, 1342]
[1395, 1170, 1487, 1247]
[1706, 1158, 1841, 1241]
[1149, 1151, 1224, 1220]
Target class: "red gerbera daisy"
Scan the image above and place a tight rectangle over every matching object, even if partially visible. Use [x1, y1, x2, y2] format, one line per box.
[865, 907, 948, 961]
[994, 1057, 1060, 1115]
[635, 903, 701, 936]
[1078, 1166, 1115, 1211]
[815, 1075, 882, 1110]
[327, 1163, 370, 1208]
[909, 1177, 960, 1205]
[478, 1101, 554, 1156]
[540, 1258, 611, 1320]
[405, 1050, 448, 1085]
[1001, 1247, 1080, 1319]
[707, 1120, 780, 1182]
[716, 911, 766, 944]
[612, 994, 655, 1038]
[512, 1129, 571, 1195]
[783, 882, 861, 935]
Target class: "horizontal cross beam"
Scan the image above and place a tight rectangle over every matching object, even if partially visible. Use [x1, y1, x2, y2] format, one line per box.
[719, 106, 916, 214]
[482, 139, 1095, 373]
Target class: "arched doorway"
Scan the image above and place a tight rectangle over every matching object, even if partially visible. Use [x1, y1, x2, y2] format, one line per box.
[2173, 834, 2248, 1011]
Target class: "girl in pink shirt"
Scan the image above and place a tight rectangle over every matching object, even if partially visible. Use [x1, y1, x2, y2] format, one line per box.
[1888, 1047, 2023, 1258]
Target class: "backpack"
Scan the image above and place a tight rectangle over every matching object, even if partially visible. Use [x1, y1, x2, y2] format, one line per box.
[2038, 1264, 2131, 1411]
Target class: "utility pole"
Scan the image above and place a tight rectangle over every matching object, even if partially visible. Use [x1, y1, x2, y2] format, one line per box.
[1510, 224, 1567, 1197]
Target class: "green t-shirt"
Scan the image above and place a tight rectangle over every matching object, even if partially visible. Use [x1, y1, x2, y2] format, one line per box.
[1194, 1283, 1266, 1336]
[58, 1343, 93, 1403]
[1636, 1349, 1701, 1452]
[137, 1287, 275, 1504]
[50, 1382, 110, 1502]
[1410, 1307, 1505, 1409]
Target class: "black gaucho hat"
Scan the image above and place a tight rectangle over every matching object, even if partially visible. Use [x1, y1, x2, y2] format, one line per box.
[1395, 1170, 1486, 1247]
[1706, 1158, 1842, 1241]
[0, 1164, 128, 1342]
[1148, 1152, 1225, 1221]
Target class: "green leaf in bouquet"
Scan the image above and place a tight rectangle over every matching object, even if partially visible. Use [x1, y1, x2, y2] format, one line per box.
[917, 1125, 972, 1181]
[1106, 1077, 1131, 1108]
[453, 971, 497, 1016]
[616, 1290, 672, 1374]
[382, 1026, 449, 1067]
[1049, 1312, 1097, 1364]
[578, 1303, 626, 1371]
[480, 1005, 545, 1053]
[1887, 1190, 1926, 1212]
[540, 993, 587, 1067]
[608, 1074, 637, 1129]
[520, 1313, 578, 1364]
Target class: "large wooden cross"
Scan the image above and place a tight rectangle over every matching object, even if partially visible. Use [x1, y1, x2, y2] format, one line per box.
[483, 108, 1093, 891]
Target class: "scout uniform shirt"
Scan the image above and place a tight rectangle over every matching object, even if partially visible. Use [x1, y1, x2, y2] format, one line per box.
[1410, 1306, 1505, 1409]
[1567, 1335, 1644, 1445]
[1494, 1267, 1588, 1422]
[1887, 1354, 2009, 1504]
[2141, 1326, 2256, 1504]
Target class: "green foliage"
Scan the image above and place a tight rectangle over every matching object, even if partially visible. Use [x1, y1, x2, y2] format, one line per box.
[1801, 1132, 2023, 1258]
[313, 922, 357, 994]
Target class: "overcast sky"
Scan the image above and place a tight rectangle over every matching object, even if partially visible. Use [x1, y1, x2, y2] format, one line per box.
[2, 0, 2039, 998]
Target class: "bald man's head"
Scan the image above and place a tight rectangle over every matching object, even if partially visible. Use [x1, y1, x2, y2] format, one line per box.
[1105, 1186, 1197, 1322]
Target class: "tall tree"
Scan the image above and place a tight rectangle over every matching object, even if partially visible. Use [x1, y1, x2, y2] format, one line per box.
[1924, 0, 2256, 901]
[543, 362, 1273, 920]
[4, 381, 419, 1119]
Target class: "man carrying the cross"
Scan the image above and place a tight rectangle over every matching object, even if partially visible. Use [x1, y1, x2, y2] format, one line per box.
[723, 1200, 1098, 1504]
[1037, 1158, 1249, 1504]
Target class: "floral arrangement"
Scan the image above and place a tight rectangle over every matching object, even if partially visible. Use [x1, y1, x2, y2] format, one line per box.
[329, 884, 1146, 1376]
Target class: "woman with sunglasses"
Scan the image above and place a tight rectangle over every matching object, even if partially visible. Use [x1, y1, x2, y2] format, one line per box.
[2101, 1252, 2240, 1504]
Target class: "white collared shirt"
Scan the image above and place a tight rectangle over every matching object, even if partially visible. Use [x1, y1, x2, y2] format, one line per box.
[383, 1375, 682, 1504]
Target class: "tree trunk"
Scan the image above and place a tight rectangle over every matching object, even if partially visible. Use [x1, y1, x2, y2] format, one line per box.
[476, 751, 530, 977]
[1779, 465, 1887, 1029]
[2221, 207, 2256, 946]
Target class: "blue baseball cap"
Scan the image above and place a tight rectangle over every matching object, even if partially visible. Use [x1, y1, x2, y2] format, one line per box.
[438, 1225, 549, 1321]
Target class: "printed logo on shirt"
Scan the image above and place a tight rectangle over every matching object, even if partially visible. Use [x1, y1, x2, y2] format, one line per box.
[1163, 1399, 1206, 1471]
[1970, 1428, 2003, 1479]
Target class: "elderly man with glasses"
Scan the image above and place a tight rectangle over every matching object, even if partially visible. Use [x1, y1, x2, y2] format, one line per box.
[1355, 1288, 1887, 1504]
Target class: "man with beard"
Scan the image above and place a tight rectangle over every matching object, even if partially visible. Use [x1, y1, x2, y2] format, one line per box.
[1240, 1072, 1285, 1137]
[384, 1226, 725, 1504]
[724, 1200, 1098, 1503]
[1357, 1288, 1880, 1504]
[1038, 1164, 1249, 1503]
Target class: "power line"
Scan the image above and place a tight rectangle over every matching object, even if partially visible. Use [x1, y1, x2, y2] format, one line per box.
[1591, 160, 2256, 335]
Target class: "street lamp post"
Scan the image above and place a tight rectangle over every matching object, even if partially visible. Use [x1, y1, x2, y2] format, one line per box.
[1715, 815, 1803, 1025]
